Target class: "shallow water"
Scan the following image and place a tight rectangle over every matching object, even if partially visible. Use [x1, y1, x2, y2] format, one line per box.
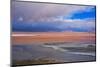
[12, 42, 96, 63]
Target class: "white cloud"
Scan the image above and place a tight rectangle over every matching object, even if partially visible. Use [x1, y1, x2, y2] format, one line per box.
[12, 1, 94, 22]
[40, 17, 95, 32]
[59, 18, 95, 32]
[18, 16, 24, 21]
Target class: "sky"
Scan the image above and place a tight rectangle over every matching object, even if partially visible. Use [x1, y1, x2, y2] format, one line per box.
[11, 1, 96, 32]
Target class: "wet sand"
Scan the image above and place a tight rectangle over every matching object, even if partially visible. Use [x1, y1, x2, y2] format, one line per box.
[12, 44, 96, 65]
